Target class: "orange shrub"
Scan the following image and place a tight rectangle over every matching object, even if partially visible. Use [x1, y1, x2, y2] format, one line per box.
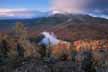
[51, 40, 72, 60]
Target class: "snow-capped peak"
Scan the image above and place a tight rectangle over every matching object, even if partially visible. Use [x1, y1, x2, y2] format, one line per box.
[51, 10, 69, 15]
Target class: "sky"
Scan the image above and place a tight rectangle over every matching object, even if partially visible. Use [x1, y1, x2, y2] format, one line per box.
[0, 0, 108, 19]
[0, 0, 50, 11]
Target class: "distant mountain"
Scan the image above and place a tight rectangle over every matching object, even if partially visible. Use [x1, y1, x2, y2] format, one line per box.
[0, 13, 108, 25]
[44, 14, 108, 40]
[29, 13, 108, 26]
[0, 13, 108, 40]
[0, 13, 108, 27]
[0, 10, 108, 20]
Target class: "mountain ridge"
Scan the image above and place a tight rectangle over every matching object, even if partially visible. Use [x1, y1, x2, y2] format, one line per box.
[0, 14, 108, 33]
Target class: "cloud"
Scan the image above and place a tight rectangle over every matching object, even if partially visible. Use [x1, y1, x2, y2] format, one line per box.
[0, 8, 28, 12]
[51, 0, 91, 14]
[0, 8, 33, 17]
[88, 9, 108, 19]
[51, 0, 108, 19]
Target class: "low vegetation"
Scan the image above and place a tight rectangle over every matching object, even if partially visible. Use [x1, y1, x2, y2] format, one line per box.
[0, 21, 107, 72]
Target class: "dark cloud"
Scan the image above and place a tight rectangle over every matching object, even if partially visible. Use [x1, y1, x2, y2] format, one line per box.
[51, 0, 108, 16]
[91, 0, 108, 8]
[86, 0, 108, 19]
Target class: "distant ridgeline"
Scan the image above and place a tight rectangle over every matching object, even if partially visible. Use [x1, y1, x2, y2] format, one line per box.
[0, 14, 108, 31]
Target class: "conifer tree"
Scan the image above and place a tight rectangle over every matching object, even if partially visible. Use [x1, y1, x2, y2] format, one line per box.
[14, 22, 40, 58]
